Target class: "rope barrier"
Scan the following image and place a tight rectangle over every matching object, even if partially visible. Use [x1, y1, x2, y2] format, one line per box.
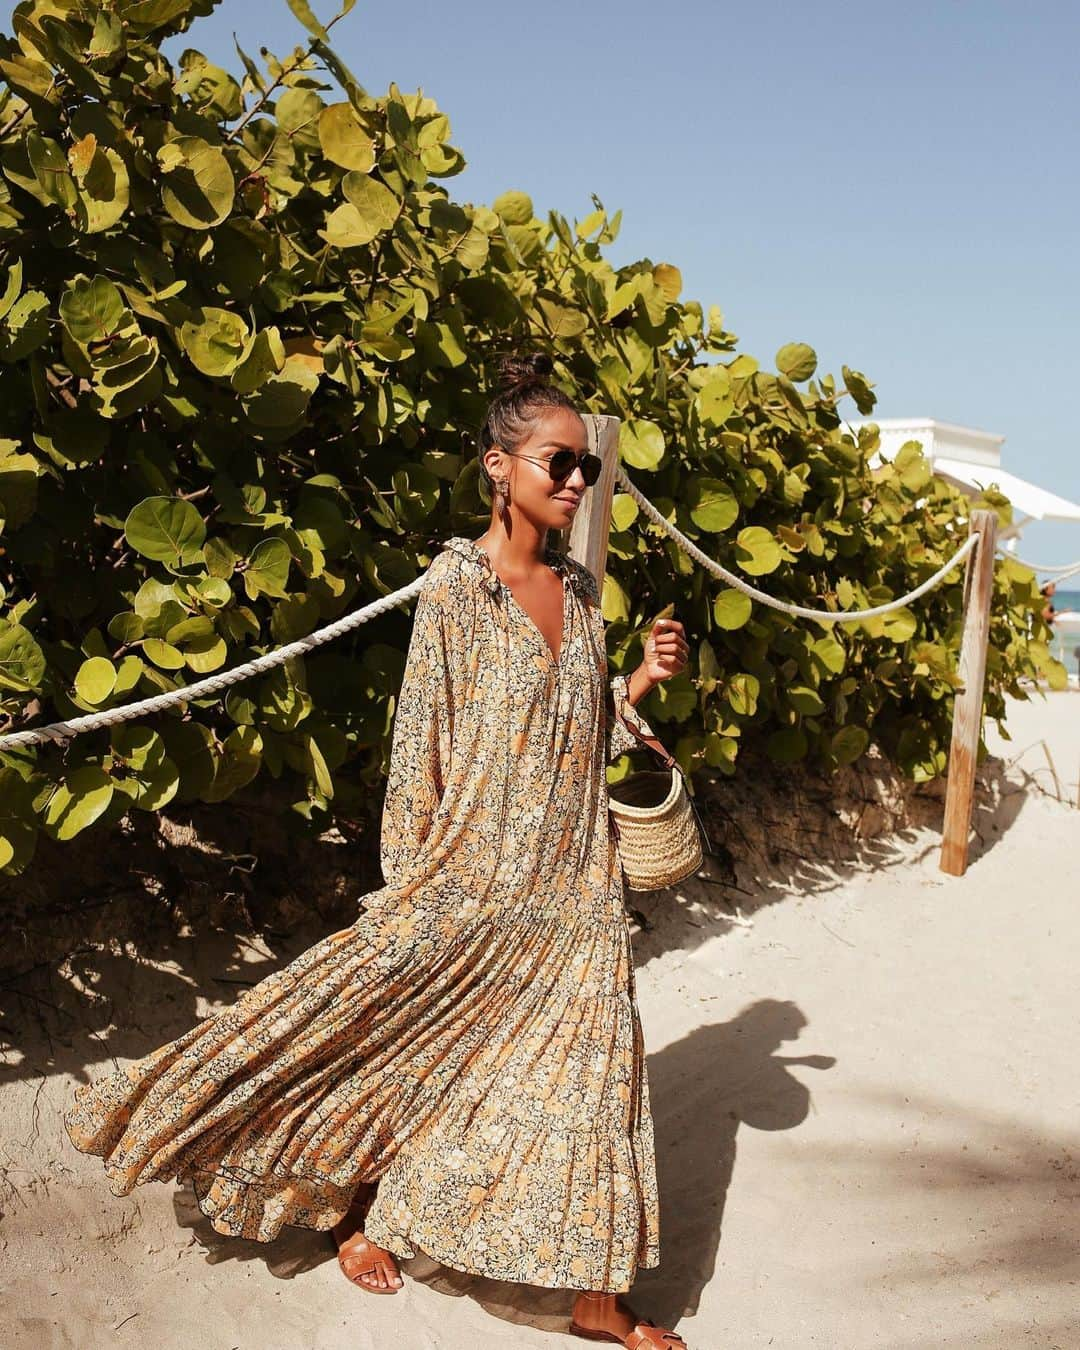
[994, 545, 1080, 594]
[612, 462, 979, 623]
[0, 575, 426, 752]
[0, 469, 990, 752]
[1043, 561, 1080, 586]
[994, 546, 1080, 577]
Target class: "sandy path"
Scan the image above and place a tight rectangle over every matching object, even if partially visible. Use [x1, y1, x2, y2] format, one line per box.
[2, 690, 1077, 1349]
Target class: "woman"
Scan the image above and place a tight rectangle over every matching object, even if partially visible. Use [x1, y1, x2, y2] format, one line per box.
[64, 352, 691, 1349]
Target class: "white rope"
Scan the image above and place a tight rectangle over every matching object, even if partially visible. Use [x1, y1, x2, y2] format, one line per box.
[0, 575, 425, 751]
[0, 469, 987, 752]
[612, 462, 980, 623]
[994, 546, 1080, 576]
[1047, 561, 1080, 586]
[1004, 558, 1080, 585]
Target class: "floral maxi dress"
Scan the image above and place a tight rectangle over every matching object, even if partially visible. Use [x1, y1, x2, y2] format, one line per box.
[64, 535, 662, 1293]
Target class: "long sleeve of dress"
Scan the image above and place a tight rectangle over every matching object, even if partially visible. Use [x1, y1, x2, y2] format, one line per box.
[605, 671, 661, 764]
[379, 557, 458, 890]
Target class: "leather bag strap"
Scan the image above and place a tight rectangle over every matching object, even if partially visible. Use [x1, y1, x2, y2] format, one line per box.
[617, 715, 678, 772]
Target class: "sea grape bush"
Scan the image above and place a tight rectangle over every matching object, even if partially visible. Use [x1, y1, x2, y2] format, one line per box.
[0, 0, 1062, 873]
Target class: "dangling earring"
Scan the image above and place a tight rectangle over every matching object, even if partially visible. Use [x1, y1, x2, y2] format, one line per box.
[495, 476, 510, 521]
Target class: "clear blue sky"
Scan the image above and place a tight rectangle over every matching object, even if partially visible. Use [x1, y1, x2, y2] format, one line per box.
[167, 0, 1080, 571]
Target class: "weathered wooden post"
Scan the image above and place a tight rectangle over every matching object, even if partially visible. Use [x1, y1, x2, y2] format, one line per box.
[939, 508, 999, 875]
[561, 413, 620, 584]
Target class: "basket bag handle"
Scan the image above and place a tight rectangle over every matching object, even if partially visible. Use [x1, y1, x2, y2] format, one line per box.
[609, 707, 712, 851]
[616, 716, 678, 771]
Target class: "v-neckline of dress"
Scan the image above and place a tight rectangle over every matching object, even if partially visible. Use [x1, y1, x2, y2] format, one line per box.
[466, 537, 571, 668]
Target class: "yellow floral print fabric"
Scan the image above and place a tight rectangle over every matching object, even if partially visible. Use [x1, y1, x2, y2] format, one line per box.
[64, 535, 662, 1293]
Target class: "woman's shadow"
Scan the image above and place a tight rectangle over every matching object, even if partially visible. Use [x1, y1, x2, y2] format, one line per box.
[631, 999, 835, 1328]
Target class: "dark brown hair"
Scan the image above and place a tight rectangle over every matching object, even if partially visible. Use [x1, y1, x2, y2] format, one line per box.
[477, 352, 580, 490]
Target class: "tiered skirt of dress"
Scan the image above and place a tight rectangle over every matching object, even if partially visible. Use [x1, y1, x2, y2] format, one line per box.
[65, 536, 662, 1293]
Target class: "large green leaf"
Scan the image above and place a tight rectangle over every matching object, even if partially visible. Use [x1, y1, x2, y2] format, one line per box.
[231, 327, 285, 394]
[243, 356, 320, 427]
[180, 306, 250, 377]
[713, 588, 752, 631]
[493, 189, 533, 223]
[734, 525, 782, 576]
[776, 342, 817, 382]
[75, 144, 130, 234]
[619, 419, 665, 470]
[0, 621, 46, 692]
[123, 0, 190, 35]
[202, 725, 263, 802]
[27, 130, 77, 209]
[243, 537, 293, 598]
[125, 496, 207, 563]
[74, 656, 117, 704]
[0, 259, 23, 321]
[319, 102, 376, 171]
[695, 370, 734, 427]
[882, 606, 918, 641]
[286, 0, 333, 40]
[43, 766, 114, 840]
[158, 136, 235, 229]
[0, 291, 50, 362]
[726, 672, 760, 716]
[338, 171, 400, 240]
[59, 275, 126, 345]
[829, 725, 869, 765]
[534, 290, 587, 338]
[811, 635, 847, 675]
[786, 685, 825, 715]
[688, 477, 738, 532]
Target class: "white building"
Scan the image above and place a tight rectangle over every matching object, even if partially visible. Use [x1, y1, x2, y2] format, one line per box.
[842, 416, 1080, 544]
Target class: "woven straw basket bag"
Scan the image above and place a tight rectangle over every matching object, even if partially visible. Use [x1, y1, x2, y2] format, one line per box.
[606, 678, 706, 892]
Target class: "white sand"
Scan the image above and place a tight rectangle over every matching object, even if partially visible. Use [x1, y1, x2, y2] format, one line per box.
[2, 689, 1077, 1350]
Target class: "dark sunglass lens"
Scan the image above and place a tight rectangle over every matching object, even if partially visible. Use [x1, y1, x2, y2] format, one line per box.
[548, 450, 576, 480]
[548, 450, 602, 485]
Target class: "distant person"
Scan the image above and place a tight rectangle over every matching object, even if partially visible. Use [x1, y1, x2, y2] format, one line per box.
[1040, 581, 1056, 625]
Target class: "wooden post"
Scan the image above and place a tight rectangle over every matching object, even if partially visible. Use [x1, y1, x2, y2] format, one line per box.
[559, 413, 620, 586]
[939, 508, 999, 875]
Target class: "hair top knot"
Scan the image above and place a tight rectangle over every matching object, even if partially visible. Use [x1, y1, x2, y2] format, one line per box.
[495, 351, 554, 394]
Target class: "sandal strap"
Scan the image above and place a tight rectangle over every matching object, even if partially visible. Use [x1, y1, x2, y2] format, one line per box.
[338, 1230, 376, 1257]
[338, 1230, 396, 1269]
[626, 1323, 687, 1349]
[345, 1252, 383, 1274]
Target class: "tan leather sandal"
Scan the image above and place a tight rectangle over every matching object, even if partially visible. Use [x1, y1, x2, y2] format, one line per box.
[329, 1192, 403, 1294]
[569, 1295, 688, 1347]
[568, 1321, 688, 1348]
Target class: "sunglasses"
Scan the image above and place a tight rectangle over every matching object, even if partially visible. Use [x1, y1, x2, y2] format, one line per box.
[505, 448, 603, 486]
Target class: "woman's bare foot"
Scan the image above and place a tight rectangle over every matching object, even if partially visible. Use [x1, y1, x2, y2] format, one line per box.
[570, 1291, 687, 1346]
[331, 1183, 403, 1293]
